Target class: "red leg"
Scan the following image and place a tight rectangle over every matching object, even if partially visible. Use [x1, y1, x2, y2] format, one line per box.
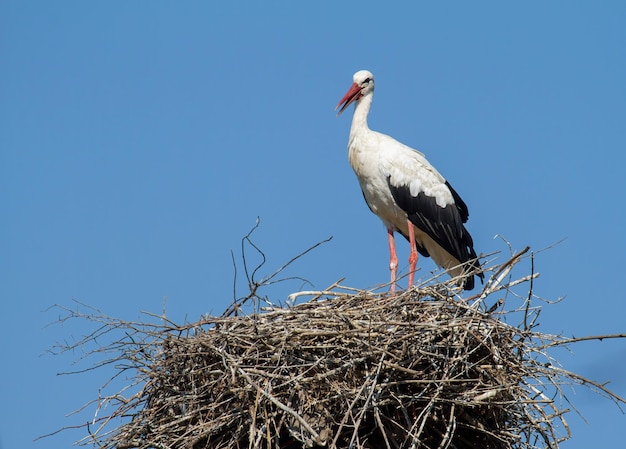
[387, 227, 398, 292]
[407, 220, 418, 288]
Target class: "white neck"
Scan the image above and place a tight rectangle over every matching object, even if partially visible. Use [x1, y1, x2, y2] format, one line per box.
[350, 92, 373, 137]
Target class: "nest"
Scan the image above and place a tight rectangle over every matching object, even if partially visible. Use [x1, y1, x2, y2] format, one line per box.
[148, 290, 537, 449]
[47, 248, 625, 449]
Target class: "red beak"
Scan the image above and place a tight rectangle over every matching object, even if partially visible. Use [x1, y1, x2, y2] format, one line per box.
[336, 82, 362, 116]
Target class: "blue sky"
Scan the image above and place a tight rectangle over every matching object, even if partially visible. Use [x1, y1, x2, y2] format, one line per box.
[2, 1, 625, 448]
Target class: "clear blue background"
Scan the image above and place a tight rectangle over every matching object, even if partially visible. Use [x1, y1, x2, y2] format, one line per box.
[2, 1, 625, 448]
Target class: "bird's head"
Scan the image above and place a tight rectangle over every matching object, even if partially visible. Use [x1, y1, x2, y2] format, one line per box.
[336, 70, 375, 116]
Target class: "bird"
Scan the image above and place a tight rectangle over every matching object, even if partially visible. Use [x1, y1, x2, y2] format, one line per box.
[336, 69, 483, 291]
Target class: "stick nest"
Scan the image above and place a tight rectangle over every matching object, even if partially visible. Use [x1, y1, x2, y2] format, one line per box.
[151, 290, 543, 449]
[48, 248, 625, 449]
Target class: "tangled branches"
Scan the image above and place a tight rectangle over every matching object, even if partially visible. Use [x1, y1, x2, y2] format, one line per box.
[44, 245, 625, 449]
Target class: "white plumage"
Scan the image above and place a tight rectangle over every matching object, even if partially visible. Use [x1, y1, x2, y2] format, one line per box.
[336, 70, 482, 291]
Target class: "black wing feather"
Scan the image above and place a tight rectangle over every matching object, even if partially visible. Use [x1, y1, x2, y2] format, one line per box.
[445, 181, 469, 223]
[387, 177, 483, 289]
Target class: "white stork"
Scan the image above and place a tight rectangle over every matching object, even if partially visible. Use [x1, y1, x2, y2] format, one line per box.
[336, 69, 483, 291]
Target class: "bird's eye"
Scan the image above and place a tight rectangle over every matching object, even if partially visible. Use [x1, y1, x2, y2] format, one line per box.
[363, 78, 372, 84]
